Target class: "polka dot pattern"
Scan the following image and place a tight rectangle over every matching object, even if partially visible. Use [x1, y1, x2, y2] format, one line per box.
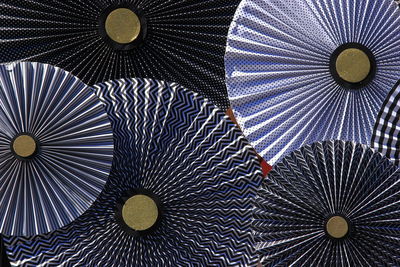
[0, 0, 240, 110]
[225, 0, 400, 165]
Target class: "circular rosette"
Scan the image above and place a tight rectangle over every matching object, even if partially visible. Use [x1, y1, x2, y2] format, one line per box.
[0, 62, 113, 236]
[225, 0, 400, 164]
[3, 78, 262, 266]
[0, 0, 242, 110]
[254, 140, 400, 266]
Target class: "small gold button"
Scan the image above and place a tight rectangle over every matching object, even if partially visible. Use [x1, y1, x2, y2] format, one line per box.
[335, 48, 371, 83]
[12, 135, 37, 158]
[326, 216, 349, 239]
[105, 8, 141, 44]
[122, 194, 158, 231]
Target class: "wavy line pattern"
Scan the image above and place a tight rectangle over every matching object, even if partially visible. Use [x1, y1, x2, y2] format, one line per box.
[225, 0, 400, 164]
[0, 0, 240, 110]
[254, 140, 400, 266]
[0, 62, 113, 237]
[4, 78, 262, 266]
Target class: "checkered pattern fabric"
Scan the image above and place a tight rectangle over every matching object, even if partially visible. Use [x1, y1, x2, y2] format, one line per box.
[371, 81, 400, 166]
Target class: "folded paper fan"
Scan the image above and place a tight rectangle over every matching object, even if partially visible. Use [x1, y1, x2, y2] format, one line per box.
[225, 0, 400, 164]
[0, 62, 113, 236]
[0, 0, 241, 110]
[3, 78, 262, 266]
[372, 80, 400, 167]
[254, 140, 400, 266]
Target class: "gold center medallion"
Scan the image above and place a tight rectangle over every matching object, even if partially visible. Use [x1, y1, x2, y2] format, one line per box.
[105, 8, 141, 44]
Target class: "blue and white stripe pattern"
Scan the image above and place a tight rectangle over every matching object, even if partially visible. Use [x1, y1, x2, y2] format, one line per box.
[225, 0, 400, 165]
[0, 62, 113, 237]
[4, 78, 262, 266]
[254, 140, 400, 266]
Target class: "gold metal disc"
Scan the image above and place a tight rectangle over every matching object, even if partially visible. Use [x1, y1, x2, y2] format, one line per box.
[105, 8, 141, 44]
[335, 48, 371, 83]
[12, 135, 37, 158]
[122, 194, 158, 231]
[326, 216, 349, 239]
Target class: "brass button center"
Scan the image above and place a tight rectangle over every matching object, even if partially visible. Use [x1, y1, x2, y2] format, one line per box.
[335, 48, 371, 83]
[12, 135, 37, 158]
[105, 8, 141, 44]
[122, 194, 158, 231]
[326, 216, 349, 239]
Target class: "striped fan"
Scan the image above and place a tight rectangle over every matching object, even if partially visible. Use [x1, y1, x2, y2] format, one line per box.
[225, 0, 400, 164]
[372, 80, 400, 167]
[254, 140, 400, 266]
[0, 62, 113, 236]
[0, 0, 240, 110]
[3, 78, 262, 266]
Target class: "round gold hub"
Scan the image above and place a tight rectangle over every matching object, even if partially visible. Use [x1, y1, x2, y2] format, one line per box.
[326, 216, 349, 239]
[105, 8, 141, 44]
[12, 135, 37, 158]
[122, 194, 158, 231]
[335, 48, 371, 83]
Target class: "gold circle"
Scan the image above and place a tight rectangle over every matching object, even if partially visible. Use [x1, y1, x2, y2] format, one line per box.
[335, 48, 371, 83]
[12, 135, 37, 158]
[105, 8, 141, 44]
[326, 216, 349, 239]
[122, 195, 158, 231]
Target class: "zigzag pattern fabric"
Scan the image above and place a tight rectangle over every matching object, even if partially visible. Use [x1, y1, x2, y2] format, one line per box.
[254, 140, 400, 266]
[225, 0, 400, 165]
[0, 0, 239, 110]
[371, 81, 400, 167]
[4, 78, 262, 266]
[0, 62, 113, 237]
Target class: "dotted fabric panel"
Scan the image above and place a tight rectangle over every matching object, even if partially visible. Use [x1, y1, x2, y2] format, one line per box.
[225, 0, 400, 165]
[0, 0, 241, 110]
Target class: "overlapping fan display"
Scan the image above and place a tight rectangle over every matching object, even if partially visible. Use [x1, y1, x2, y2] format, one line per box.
[0, 62, 113, 236]
[372, 80, 400, 167]
[254, 140, 400, 266]
[0, 0, 241, 110]
[3, 78, 262, 266]
[225, 0, 400, 164]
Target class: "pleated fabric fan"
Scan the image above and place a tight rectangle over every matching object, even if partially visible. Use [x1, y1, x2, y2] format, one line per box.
[0, 62, 114, 237]
[372, 80, 400, 167]
[3, 78, 263, 266]
[254, 140, 400, 266]
[225, 0, 400, 165]
[0, 0, 242, 110]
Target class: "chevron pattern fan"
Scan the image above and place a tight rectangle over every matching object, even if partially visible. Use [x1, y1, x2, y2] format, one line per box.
[225, 0, 400, 165]
[0, 0, 241, 110]
[3, 78, 263, 266]
[254, 140, 400, 266]
[0, 62, 113, 237]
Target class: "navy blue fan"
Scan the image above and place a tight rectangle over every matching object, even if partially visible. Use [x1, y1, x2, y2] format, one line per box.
[0, 0, 240, 110]
[0, 62, 113, 237]
[254, 140, 400, 266]
[3, 78, 263, 266]
[225, 0, 400, 165]
[1, 235, 10, 266]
